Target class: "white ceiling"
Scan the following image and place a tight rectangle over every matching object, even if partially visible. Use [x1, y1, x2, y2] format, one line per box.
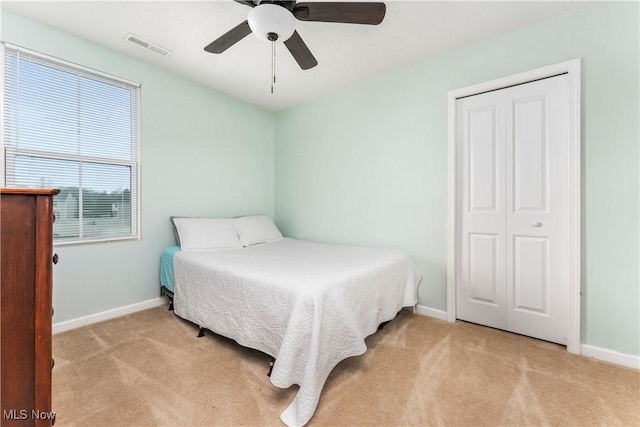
[2, 0, 595, 111]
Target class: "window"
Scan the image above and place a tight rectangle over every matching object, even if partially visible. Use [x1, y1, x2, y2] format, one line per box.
[2, 44, 140, 244]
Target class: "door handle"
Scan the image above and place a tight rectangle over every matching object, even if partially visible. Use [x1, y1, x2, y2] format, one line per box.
[532, 222, 543, 228]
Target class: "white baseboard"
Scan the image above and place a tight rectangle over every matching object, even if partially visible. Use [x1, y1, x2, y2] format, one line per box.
[581, 344, 640, 370]
[414, 306, 639, 370]
[415, 304, 448, 321]
[53, 296, 168, 334]
[53, 299, 639, 371]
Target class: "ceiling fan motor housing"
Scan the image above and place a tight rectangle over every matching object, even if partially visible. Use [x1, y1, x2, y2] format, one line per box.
[248, 3, 296, 42]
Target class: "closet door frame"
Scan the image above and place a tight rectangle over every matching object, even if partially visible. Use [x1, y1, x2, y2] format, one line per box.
[446, 58, 582, 354]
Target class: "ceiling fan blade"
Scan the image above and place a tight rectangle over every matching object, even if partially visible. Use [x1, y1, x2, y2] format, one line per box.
[293, 2, 386, 25]
[284, 31, 318, 70]
[204, 20, 252, 54]
[232, 0, 256, 7]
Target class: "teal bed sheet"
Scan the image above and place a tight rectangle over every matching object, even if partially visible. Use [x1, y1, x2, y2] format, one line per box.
[160, 246, 181, 292]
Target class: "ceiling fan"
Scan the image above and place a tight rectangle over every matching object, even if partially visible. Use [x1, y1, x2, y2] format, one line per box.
[204, 1, 386, 70]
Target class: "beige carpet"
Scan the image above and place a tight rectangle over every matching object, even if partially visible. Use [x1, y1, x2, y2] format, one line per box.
[52, 306, 639, 426]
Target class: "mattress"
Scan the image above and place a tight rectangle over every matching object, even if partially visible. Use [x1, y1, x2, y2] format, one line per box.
[171, 238, 421, 426]
[160, 245, 180, 292]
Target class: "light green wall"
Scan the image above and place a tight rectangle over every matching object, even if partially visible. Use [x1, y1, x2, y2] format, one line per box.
[275, 3, 639, 355]
[1, 11, 275, 323]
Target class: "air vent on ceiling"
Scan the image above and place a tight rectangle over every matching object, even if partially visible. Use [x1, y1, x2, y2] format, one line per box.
[125, 33, 171, 57]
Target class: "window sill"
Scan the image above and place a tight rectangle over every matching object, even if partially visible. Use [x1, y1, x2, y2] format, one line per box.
[53, 235, 140, 247]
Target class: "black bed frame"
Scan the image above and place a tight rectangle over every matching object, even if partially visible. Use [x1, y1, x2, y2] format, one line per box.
[160, 285, 174, 310]
[159, 284, 391, 378]
[160, 284, 275, 375]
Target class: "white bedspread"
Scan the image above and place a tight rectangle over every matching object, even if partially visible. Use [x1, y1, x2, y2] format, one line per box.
[173, 238, 421, 426]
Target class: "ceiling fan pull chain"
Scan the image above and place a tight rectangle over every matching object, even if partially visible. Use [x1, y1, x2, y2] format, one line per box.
[271, 40, 275, 94]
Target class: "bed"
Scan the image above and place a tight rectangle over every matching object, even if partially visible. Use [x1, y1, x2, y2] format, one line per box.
[160, 215, 421, 426]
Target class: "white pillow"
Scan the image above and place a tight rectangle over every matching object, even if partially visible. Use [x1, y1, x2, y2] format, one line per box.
[232, 215, 283, 246]
[172, 217, 242, 251]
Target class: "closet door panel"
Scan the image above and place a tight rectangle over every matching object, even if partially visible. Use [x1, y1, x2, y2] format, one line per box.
[505, 75, 570, 344]
[456, 91, 507, 329]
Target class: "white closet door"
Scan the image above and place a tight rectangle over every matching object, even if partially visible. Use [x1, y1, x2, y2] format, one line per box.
[456, 74, 570, 345]
[456, 90, 507, 330]
[504, 75, 569, 344]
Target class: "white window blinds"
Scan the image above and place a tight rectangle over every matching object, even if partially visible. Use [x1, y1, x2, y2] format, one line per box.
[2, 44, 141, 243]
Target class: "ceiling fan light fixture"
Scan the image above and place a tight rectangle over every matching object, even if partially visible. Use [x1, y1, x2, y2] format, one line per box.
[248, 4, 296, 42]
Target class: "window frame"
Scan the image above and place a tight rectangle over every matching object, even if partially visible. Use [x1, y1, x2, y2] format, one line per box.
[1, 43, 142, 245]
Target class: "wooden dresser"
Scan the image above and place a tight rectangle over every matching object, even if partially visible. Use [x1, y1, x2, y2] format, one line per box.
[1, 188, 59, 426]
